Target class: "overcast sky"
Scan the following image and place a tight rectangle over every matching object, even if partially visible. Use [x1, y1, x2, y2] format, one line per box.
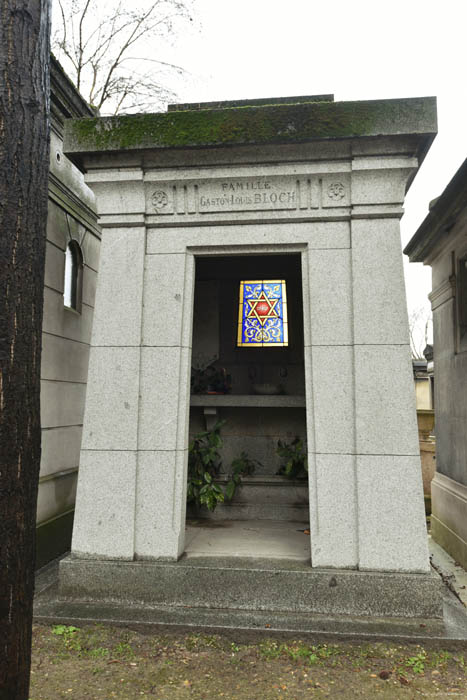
[163, 0, 466, 344]
[54, 0, 467, 345]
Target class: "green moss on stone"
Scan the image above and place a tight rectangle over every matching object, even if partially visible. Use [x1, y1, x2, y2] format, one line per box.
[64, 97, 437, 155]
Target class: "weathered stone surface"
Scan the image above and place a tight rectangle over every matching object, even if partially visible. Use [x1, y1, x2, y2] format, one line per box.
[40, 380, 86, 429]
[64, 97, 437, 161]
[81, 347, 140, 451]
[44, 239, 66, 293]
[142, 253, 193, 348]
[351, 218, 410, 345]
[36, 472, 77, 525]
[40, 425, 83, 480]
[354, 344, 419, 456]
[138, 346, 191, 451]
[431, 473, 467, 568]
[309, 345, 354, 454]
[357, 455, 430, 573]
[91, 227, 145, 347]
[311, 454, 358, 569]
[58, 555, 442, 619]
[42, 286, 94, 344]
[41, 333, 90, 384]
[135, 450, 187, 560]
[146, 221, 350, 255]
[72, 450, 137, 560]
[80, 230, 101, 273]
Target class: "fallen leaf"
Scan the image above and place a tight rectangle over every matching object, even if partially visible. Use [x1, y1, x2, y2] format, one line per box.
[379, 670, 391, 680]
[399, 676, 410, 686]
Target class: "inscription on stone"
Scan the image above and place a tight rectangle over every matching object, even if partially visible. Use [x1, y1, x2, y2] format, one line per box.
[147, 174, 349, 215]
[198, 177, 299, 212]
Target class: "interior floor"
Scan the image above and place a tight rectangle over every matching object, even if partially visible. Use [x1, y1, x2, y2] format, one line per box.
[185, 519, 310, 562]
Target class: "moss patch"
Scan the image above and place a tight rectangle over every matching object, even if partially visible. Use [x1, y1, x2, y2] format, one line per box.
[64, 96, 437, 155]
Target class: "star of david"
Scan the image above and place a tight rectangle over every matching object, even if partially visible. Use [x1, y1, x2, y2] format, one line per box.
[246, 291, 280, 326]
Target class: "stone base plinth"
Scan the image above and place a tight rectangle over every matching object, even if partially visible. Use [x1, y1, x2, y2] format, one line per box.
[432, 473, 467, 570]
[432, 516, 467, 572]
[58, 555, 442, 620]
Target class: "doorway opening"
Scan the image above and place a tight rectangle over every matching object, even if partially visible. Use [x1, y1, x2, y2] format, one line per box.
[186, 253, 310, 561]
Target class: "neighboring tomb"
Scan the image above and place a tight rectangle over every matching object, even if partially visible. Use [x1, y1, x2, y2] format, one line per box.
[405, 158, 467, 569]
[60, 94, 440, 619]
[36, 57, 101, 567]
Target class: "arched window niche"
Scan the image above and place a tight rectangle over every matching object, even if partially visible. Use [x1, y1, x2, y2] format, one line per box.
[63, 240, 83, 312]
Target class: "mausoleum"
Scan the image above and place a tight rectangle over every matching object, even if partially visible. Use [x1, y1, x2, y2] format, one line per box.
[58, 94, 442, 622]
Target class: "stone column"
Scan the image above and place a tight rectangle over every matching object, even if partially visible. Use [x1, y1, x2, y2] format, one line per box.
[72, 224, 146, 559]
[305, 234, 358, 569]
[134, 249, 194, 559]
[72, 170, 147, 560]
[72, 168, 195, 561]
[349, 157, 430, 573]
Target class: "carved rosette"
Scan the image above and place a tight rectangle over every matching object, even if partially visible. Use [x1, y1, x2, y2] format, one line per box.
[327, 182, 346, 201]
[151, 190, 168, 211]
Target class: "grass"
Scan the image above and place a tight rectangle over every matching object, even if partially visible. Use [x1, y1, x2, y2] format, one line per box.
[30, 623, 467, 699]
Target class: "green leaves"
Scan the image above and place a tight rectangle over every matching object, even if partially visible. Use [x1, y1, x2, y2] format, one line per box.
[187, 425, 259, 511]
[276, 438, 308, 479]
[225, 479, 236, 502]
[224, 451, 261, 502]
[52, 625, 79, 636]
[187, 421, 225, 511]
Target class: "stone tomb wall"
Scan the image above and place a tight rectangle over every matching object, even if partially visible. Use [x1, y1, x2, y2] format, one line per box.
[71, 146, 429, 573]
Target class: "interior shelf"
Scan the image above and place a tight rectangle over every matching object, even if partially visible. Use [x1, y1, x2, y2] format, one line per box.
[190, 394, 306, 408]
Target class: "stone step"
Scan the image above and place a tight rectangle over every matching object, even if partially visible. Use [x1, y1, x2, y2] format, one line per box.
[188, 502, 309, 521]
[216, 476, 309, 504]
[188, 475, 309, 521]
[58, 555, 443, 619]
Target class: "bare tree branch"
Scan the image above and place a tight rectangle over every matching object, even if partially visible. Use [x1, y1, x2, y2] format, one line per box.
[76, 0, 92, 89]
[408, 306, 433, 359]
[52, 0, 195, 113]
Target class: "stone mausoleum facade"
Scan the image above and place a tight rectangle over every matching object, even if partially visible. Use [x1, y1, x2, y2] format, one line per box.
[58, 94, 441, 619]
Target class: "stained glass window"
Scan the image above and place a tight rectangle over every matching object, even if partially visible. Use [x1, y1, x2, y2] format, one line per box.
[237, 280, 288, 347]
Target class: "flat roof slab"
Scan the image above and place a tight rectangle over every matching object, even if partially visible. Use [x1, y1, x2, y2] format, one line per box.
[64, 96, 437, 169]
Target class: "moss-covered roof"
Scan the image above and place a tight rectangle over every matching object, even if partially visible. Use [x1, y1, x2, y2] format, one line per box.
[63, 96, 437, 160]
[167, 94, 335, 111]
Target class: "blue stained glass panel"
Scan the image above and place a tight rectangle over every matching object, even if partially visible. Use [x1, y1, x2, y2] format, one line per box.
[237, 280, 288, 347]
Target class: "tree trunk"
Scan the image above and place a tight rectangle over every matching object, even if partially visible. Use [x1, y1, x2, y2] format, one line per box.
[0, 2, 51, 698]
